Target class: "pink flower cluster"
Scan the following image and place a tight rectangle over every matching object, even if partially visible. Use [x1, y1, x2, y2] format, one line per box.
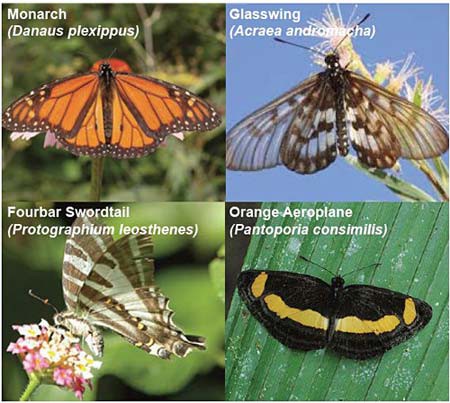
[7, 320, 102, 399]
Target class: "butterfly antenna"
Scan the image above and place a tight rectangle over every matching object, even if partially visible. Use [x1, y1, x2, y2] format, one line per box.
[28, 289, 59, 314]
[274, 38, 327, 57]
[106, 48, 118, 64]
[333, 13, 370, 52]
[342, 262, 381, 279]
[298, 255, 335, 276]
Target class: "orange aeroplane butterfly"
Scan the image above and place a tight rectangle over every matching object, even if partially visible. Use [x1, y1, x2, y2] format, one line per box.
[2, 58, 221, 159]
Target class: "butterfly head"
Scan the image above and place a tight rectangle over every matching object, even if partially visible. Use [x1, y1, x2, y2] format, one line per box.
[325, 53, 342, 72]
[331, 276, 345, 290]
[91, 58, 131, 73]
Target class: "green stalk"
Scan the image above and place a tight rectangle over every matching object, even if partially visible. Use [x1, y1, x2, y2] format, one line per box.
[20, 373, 40, 401]
[89, 158, 105, 201]
[345, 155, 435, 201]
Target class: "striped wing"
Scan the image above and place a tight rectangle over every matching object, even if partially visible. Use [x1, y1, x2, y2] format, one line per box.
[62, 217, 205, 359]
[345, 71, 448, 168]
[226, 73, 338, 174]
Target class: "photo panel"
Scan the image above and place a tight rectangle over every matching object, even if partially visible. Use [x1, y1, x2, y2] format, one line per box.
[225, 202, 448, 400]
[2, 3, 225, 202]
[3, 202, 225, 400]
[226, 4, 449, 201]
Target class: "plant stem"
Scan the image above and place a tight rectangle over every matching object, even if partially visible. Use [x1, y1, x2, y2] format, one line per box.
[412, 160, 449, 201]
[90, 158, 105, 201]
[20, 373, 40, 401]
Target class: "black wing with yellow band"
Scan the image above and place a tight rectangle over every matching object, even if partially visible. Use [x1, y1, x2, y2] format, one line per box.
[330, 285, 432, 359]
[237, 270, 432, 360]
[238, 270, 331, 351]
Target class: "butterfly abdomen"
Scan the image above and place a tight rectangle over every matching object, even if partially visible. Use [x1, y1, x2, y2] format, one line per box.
[99, 64, 114, 140]
[326, 56, 349, 157]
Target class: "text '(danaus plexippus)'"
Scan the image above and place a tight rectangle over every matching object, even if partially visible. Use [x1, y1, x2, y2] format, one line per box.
[2, 58, 221, 159]
[226, 18, 448, 174]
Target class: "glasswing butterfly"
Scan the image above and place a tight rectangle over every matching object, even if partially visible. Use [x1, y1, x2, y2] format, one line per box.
[226, 14, 448, 174]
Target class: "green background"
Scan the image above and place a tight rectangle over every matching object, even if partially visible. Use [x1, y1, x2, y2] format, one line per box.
[3, 202, 225, 400]
[2, 4, 225, 201]
[226, 202, 448, 401]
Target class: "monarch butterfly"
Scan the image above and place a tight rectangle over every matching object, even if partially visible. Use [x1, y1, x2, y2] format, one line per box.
[2, 58, 221, 159]
[226, 17, 449, 174]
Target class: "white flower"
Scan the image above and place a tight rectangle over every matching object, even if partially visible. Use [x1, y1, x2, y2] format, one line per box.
[387, 53, 421, 94]
[308, 5, 361, 67]
[40, 343, 63, 363]
[15, 324, 42, 338]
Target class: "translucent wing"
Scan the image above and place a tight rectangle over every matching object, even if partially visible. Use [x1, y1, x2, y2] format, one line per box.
[345, 71, 448, 168]
[227, 74, 332, 171]
[279, 76, 338, 174]
[62, 217, 205, 359]
[2, 73, 98, 135]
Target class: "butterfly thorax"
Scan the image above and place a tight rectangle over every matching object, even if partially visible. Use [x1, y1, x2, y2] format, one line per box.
[331, 276, 345, 299]
[98, 63, 115, 83]
[324, 53, 349, 156]
[54, 311, 104, 356]
[325, 276, 346, 341]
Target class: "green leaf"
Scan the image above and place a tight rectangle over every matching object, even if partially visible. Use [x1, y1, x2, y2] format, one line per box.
[226, 202, 448, 401]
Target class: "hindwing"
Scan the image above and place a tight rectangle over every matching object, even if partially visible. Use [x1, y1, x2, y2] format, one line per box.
[61, 217, 205, 358]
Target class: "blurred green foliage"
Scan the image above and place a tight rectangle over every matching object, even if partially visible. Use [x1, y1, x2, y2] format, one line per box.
[2, 202, 225, 400]
[2, 4, 225, 201]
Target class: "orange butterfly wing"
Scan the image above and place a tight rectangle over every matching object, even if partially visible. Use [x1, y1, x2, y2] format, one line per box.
[114, 73, 221, 134]
[3, 73, 99, 136]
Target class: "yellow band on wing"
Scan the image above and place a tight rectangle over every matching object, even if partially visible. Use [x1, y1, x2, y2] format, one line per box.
[264, 294, 329, 330]
[336, 314, 400, 335]
[251, 272, 268, 298]
[403, 297, 416, 325]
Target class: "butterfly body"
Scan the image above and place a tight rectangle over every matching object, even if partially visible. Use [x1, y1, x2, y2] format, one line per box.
[238, 270, 432, 359]
[324, 53, 350, 157]
[58, 216, 206, 359]
[54, 311, 104, 356]
[227, 48, 448, 174]
[3, 58, 221, 158]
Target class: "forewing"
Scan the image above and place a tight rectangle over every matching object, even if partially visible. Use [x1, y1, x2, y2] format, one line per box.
[346, 72, 448, 166]
[238, 270, 331, 351]
[62, 217, 115, 310]
[280, 74, 338, 173]
[115, 72, 221, 134]
[226, 74, 328, 171]
[330, 284, 432, 359]
[3, 73, 98, 136]
[72, 230, 205, 358]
